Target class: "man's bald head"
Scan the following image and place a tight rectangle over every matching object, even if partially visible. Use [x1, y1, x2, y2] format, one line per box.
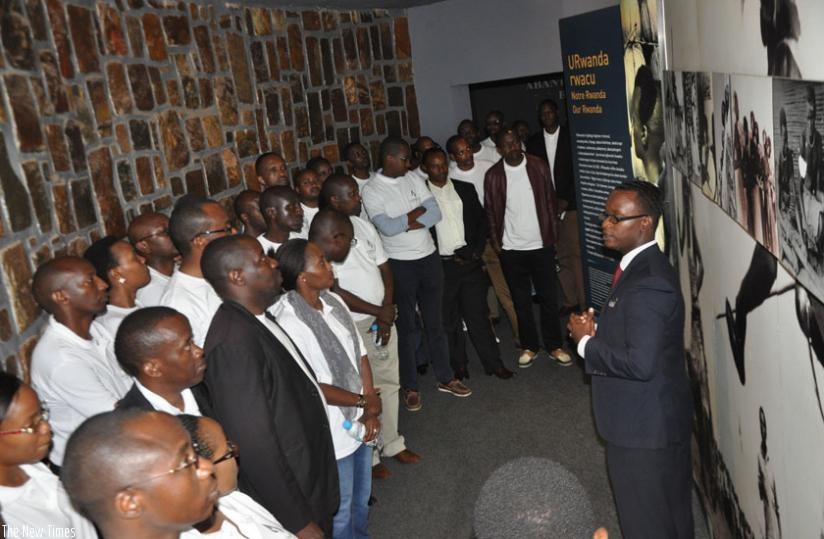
[308, 208, 355, 263]
[127, 213, 167, 245]
[32, 256, 94, 313]
[62, 410, 198, 524]
[259, 185, 299, 214]
[319, 174, 356, 208]
[308, 207, 352, 239]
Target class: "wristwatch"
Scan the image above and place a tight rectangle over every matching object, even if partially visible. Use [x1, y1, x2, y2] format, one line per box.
[355, 394, 366, 408]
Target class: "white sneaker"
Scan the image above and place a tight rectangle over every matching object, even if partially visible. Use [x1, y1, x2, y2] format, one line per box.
[550, 348, 573, 366]
[518, 349, 537, 368]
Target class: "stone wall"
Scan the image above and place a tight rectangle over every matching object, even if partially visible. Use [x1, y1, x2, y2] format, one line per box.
[0, 0, 420, 379]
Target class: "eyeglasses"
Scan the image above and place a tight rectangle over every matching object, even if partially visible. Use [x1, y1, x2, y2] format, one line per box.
[134, 229, 169, 243]
[0, 406, 50, 436]
[126, 453, 201, 488]
[192, 224, 234, 241]
[598, 212, 649, 225]
[213, 440, 239, 465]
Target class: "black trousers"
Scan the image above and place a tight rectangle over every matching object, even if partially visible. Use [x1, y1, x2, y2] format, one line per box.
[606, 441, 694, 539]
[389, 253, 454, 389]
[442, 258, 504, 373]
[498, 246, 563, 352]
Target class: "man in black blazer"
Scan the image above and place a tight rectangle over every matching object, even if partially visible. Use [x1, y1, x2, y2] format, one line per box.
[423, 148, 513, 380]
[195, 235, 339, 539]
[526, 99, 586, 314]
[115, 306, 205, 415]
[568, 180, 693, 538]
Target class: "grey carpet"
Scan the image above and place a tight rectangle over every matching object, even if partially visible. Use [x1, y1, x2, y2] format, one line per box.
[368, 316, 712, 539]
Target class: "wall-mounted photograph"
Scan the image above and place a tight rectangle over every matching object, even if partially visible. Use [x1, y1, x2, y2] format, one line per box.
[731, 75, 778, 253]
[773, 78, 824, 301]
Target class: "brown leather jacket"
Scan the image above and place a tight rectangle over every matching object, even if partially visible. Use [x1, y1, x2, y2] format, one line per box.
[483, 154, 559, 251]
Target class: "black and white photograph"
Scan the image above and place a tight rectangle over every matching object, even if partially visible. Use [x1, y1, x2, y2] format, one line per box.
[696, 72, 717, 201]
[682, 72, 701, 186]
[730, 75, 777, 253]
[664, 70, 688, 176]
[773, 78, 824, 301]
[714, 73, 738, 220]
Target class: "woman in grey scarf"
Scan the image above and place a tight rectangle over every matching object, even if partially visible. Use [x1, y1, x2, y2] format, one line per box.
[270, 239, 380, 539]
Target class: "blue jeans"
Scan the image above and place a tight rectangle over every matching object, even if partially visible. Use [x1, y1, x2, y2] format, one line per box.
[332, 443, 372, 538]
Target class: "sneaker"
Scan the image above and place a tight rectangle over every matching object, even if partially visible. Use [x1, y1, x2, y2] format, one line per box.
[518, 349, 537, 368]
[403, 389, 422, 411]
[437, 379, 472, 397]
[549, 348, 573, 367]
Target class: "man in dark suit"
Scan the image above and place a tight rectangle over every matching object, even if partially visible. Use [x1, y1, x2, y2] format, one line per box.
[115, 306, 205, 415]
[195, 235, 339, 539]
[423, 148, 513, 380]
[526, 99, 585, 315]
[568, 180, 693, 538]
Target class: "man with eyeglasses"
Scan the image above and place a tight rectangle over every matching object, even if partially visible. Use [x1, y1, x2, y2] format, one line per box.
[361, 136, 471, 411]
[128, 212, 180, 307]
[161, 195, 235, 346]
[62, 409, 219, 539]
[115, 307, 205, 416]
[30, 256, 123, 470]
[567, 180, 693, 539]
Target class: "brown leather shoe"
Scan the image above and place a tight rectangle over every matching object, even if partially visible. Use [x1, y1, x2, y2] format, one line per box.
[391, 449, 422, 464]
[372, 462, 392, 479]
[487, 366, 514, 379]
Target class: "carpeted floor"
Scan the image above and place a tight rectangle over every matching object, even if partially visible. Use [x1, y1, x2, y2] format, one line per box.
[368, 316, 711, 538]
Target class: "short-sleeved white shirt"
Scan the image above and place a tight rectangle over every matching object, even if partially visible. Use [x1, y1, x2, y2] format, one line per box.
[271, 292, 365, 460]
[159, 270, 222, 347]
[333, 216, 387, 322]
[31, 316, 127, 465]
[360, 171, 437, 260]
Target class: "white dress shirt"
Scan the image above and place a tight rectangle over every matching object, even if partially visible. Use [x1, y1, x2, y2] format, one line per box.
[136, 265, 171, 306]
[429, 180, 466, 256]
[0, 463, 96, 536]
[271, 293, 365, 460]
[135, 379, 202, 415]
[180, 489, 296, 538]
[31, 316, 127, 465]
[577, 241, 659, 357]
[159, 270, 222, 347]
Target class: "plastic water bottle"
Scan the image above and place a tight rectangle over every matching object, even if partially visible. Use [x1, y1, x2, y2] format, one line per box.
[370, 322, 390, 361]
[342, 419, 378, 447]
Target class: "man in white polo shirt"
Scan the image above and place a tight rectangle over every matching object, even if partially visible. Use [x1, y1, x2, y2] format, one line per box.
[160, 195, 234, 347]
[30, 256, 123, 468]
[361, 136, 471, 411]
[484, 128, 571, 369]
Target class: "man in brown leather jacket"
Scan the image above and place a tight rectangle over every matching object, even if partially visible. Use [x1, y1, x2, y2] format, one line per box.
[484, 128, 571, 369]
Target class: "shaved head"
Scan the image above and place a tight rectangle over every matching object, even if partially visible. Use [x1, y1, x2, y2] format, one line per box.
[32, 256, 91, 312]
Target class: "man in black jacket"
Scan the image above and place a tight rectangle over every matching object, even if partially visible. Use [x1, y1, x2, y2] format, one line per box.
[115, 306, 205, 415]
[195, 235, 339, 539]
[423, 148, 513, 380]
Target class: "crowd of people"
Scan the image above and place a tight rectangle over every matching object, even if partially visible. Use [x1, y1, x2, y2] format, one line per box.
[0, 101, 690, 538]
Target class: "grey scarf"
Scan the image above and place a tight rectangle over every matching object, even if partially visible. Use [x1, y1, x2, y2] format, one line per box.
[285, 290, 362, 421]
